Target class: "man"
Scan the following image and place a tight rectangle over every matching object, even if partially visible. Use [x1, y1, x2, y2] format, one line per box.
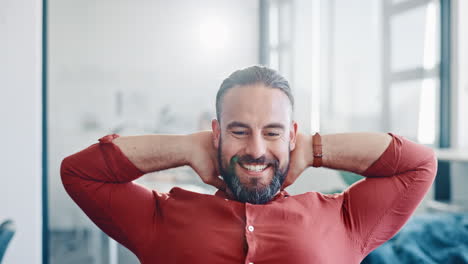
[61, 66, 437, 264]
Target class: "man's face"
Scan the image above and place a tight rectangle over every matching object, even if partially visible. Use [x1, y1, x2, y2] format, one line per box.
[212, 84, 297, 204]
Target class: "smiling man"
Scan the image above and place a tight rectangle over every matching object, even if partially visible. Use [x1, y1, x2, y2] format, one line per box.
[215, 77, 295, 205]
[61, 66, 437, 264]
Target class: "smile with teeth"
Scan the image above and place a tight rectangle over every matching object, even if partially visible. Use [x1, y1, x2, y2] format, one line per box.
[239, 163, 269, 172]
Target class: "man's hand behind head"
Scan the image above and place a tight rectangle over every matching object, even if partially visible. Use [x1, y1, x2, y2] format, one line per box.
[187, 131, 226, 191]
[282, 133, 313, 189]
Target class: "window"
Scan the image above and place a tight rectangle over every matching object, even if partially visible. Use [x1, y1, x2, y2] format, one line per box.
[265, 0, 293, 81]
[384, 0, 441, 145]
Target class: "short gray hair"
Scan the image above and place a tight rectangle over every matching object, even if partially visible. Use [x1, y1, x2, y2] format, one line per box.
[215, 65, 294, 122]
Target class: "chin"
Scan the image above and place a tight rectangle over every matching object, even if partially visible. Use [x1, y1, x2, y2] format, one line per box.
[243, 178, 271, 190]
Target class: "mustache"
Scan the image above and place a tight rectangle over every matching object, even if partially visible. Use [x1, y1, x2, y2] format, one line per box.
[236, 155, 278, 166]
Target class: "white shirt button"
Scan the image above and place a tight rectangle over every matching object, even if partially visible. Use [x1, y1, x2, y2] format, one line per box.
[249, 262, 254, 264]
[248, 225, 254, 232]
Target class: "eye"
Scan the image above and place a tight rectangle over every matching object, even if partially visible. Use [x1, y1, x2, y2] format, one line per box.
[232, 131, 248, 136]
[264, 131, 281, 138]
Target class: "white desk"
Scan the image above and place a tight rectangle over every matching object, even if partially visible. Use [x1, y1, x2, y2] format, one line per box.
[434, 148, 468, 162]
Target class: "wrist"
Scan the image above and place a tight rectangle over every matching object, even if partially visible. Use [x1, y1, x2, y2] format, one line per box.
[184, 131, 215, 168]
[183, 133, 197, 167]
[301, 133, 315, 168]
[311, 133, 323, 168]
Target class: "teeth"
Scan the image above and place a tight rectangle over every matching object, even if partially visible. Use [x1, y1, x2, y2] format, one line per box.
[243, 164, 268, 172]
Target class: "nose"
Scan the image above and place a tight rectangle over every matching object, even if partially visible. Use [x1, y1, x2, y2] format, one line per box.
[245, 132, 267, 159]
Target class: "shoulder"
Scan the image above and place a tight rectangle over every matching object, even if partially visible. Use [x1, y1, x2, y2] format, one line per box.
[287, 191, 345, 208]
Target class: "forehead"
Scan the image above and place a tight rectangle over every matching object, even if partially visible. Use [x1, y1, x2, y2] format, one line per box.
[220, 84, 292, 127]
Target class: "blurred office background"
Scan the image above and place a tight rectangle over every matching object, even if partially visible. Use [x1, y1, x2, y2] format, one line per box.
[1, 0, 468, 263]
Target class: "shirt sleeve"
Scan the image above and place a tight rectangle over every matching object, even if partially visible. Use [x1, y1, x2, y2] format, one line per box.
[341, 133, 437, 257]
[60, 134, 168, 257]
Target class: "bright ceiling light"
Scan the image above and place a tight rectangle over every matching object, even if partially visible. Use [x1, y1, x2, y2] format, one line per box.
[199, 18, 229, 50]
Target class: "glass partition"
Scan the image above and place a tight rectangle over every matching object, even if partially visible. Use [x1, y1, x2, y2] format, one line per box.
[47, 1, 260, 263]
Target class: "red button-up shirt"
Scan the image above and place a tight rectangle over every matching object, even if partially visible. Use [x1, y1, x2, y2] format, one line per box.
[61, 134, 436, 264]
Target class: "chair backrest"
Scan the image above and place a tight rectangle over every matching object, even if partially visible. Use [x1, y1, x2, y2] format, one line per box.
[0, 220, 15, 263]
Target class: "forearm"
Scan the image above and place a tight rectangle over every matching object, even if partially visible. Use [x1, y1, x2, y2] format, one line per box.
[112, 134, 191, 174]
[320, 133, 393, 174]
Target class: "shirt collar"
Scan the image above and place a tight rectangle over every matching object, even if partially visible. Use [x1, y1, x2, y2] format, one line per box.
[214, 189, 290, 202]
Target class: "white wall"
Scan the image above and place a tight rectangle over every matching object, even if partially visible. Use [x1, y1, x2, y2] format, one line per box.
[48, 0, 259, 229]
[0, 0, 43, 263]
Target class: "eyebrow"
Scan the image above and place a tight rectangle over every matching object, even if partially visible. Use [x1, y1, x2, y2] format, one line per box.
[263, 123, 285, 130]
[226, 121, 285, 130]
[226, 121, 250, 130]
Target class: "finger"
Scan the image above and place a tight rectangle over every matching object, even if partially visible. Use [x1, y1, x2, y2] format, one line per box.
[281, 175, 290, 189]
[281, 179, 292, 190]
[282, 171, 296, 189]
[209, 176, 227, 191]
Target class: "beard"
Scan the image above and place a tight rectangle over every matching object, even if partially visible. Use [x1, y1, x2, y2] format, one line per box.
[218, 138, 290, 204]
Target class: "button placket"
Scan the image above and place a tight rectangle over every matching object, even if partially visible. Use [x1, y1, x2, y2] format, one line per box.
[245, 203, 258, 264]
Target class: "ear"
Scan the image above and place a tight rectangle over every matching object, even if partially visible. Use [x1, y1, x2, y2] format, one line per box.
[212, 119, 221, 149]
[289, 121, 298, 151]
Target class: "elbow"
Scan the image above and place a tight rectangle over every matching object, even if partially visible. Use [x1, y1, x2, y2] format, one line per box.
[419, 148, 438, 181]
[60, 155, 75, 186]
[429, 149, 438, 179]
[427, 148, 437, 172]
